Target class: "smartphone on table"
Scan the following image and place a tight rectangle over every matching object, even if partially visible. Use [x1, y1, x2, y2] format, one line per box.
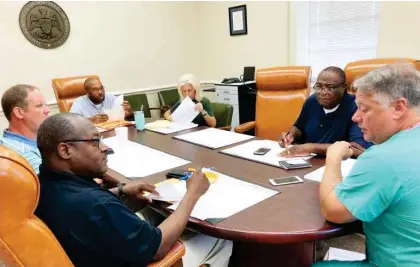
[253, 147, 271, 156]
[269, 176, 304, 186]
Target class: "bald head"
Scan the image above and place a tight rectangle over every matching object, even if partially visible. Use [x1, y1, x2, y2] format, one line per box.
[320, 66, 346, 84]
[84, 78, 105, 104]
[37, 113, 94, 160]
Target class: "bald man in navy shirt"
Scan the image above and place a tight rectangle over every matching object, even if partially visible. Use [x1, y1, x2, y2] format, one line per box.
[279, 66, 372, 157]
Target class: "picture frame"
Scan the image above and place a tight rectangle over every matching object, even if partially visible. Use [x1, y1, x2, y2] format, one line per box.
[229, 5, 247, 36]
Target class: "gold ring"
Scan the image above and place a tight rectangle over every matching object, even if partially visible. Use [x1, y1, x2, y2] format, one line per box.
[287, 150, 290, 155]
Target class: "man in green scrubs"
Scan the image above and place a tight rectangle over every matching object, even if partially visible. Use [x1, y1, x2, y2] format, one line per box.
[314, 64, 420, 267]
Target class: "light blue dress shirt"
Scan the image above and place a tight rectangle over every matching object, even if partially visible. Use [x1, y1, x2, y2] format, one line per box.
[0, 129, 41, 174]
[70, 93, 117, 118]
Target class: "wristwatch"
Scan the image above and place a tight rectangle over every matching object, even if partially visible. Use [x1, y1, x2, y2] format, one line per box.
[201, 111, 208, 117]
[117, 182, 127, 198]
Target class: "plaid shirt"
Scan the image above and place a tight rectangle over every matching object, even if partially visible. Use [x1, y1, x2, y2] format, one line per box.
[0, 129, 41, 174]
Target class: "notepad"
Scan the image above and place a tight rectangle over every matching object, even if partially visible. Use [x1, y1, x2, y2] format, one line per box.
[304, 158, 356, 182]
[174, 128, 254, 149]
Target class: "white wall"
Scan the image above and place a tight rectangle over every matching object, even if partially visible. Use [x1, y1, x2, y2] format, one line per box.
[196, 1, 291, 80]
[377, 2, 420, 59]
[0, 1, 200, 103]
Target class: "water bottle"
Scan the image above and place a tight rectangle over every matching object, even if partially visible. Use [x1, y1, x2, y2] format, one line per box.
[134, 111, 145, 131]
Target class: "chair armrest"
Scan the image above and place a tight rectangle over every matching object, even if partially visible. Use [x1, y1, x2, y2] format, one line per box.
[234, 121, 256, 133]
[147, 241, 185, 267]
[217, 126, 232, 131]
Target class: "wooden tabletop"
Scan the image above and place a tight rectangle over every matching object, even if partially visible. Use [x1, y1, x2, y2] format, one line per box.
[103, 126, 360, 244]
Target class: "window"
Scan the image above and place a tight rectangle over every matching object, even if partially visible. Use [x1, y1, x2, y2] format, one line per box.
[295, 1, 380, 82]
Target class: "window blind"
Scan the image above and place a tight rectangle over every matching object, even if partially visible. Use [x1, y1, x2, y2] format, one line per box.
[296, 1, 379, 82]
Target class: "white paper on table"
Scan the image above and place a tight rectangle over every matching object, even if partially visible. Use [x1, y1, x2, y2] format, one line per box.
[167, 169, 279, 221]
[220, 140, 314, 168]
[171, 97, 199, 125]
[174, 128, 254, 149]
[146, 120, 198, 135]
[324, 247, 365, 261]
[304, 158, 356, 182]
[150, 183, 185, 202]
[102, 137, 190, 178]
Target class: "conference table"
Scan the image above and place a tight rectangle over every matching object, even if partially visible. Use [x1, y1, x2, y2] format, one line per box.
[102, 125, 360, 267]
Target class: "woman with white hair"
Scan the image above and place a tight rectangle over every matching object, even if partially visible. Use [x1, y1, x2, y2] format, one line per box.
[164, 74, 216, 127]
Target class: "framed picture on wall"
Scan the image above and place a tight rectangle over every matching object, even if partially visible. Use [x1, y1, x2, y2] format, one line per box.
[229, 5, 247, 36]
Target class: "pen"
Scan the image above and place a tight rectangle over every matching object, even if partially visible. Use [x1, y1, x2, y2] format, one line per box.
[349, 144, 364, 152]
[279, 132, 290, 147]
[179, 172, 193, 181]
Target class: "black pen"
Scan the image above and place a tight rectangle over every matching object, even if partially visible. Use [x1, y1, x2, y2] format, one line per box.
[349, 144, 364, 152]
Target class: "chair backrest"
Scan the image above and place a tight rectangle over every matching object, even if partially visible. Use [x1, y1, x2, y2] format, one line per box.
[52, 75, 99, 112]
[210, 102, 233, 128]
[0, 146, 74, 267]
[124, 94, 151, 118]
[255, 66, 311, 141]
[344, 58, 420, 93]
[158, 89, 180, 108]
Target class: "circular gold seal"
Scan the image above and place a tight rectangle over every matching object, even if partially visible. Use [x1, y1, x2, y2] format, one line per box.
[19, 1, 70, 49]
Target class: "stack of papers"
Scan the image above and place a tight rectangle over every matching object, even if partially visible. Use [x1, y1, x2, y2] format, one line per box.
[171, 97, 199, 125]
[156, 169, 279, 221]
[304, 158, 356, 182]
[146, 120, 198, 134]
[324, 247, 365, 261]
[174, 128, 254, 149]
[102, 137, 190, 178]
[220, 140, 314, 168]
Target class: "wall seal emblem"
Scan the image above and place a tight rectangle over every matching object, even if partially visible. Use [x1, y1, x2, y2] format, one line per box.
[19, 1, 70, 49]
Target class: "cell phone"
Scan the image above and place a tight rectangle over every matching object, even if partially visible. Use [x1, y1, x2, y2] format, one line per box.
[166, 168, 191, 179]
[278, 159, 312, 169]
[269, 176, 303, 186]
[253, 147, 271, 155]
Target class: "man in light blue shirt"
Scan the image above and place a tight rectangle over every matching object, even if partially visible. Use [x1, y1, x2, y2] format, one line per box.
[70, 77, 133, 123]
[0, 84, 50, 173]
[315, 64, 420, 267]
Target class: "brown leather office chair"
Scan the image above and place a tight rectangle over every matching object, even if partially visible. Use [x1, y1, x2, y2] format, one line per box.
[0, 145, 185, 267]
[52, 75, 99, 112]
[235, 66, 311, 141]
[345, 58, 420, 94]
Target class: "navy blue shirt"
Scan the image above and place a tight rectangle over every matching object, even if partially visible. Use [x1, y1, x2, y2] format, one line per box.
[294, 92, 371, 148]
[35, 165, 162, 267]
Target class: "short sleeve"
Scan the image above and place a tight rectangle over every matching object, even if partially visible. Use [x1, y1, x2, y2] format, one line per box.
[90, 197, 162, 266]
[348, 121, 373, 149]
[334, 154, 401, 222]
[170, 101, 181, 113]
[69, 98, 84, 116]
[293, 99, 309, 131]
[201, 97, 214, 116]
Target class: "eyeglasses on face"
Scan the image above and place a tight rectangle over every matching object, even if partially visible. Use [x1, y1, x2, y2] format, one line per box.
[313, 83, 345, 93]
[63, 136, 104, 149]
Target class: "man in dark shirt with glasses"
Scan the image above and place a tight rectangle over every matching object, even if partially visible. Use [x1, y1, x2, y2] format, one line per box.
[279, 66, 372, 157]
[35, 113, 211, 267]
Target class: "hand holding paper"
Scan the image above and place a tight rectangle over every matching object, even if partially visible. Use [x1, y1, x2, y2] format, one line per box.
[171, 97, 199, 125]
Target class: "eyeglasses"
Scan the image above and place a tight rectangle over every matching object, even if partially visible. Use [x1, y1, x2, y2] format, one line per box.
[63, 136, 104, 149]
[313, 83, 345, 93]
